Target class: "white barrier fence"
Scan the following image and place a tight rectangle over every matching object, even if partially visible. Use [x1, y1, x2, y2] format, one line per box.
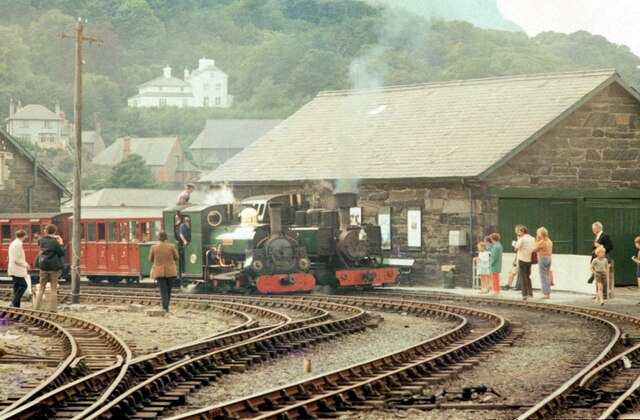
[500, 253, 596, 294]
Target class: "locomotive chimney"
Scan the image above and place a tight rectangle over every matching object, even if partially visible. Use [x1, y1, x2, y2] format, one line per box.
[334, 192, 357, 231]
[268, 202, 283, 236]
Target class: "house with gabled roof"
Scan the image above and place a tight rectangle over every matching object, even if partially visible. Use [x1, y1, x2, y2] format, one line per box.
[6, 100, 73, 150]
[190, 119, 283, 166]
[200, 69, 640, 286]
[0, 127, 70, 212]
[127, 58, 231, 108]
[92, 137, 199, 185]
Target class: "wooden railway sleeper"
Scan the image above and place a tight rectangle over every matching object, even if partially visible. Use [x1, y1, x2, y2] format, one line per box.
[333, 393, 352, 409]
[317, 398, 337, 413]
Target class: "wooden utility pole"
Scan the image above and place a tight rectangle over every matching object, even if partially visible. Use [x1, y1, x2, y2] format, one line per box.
[61, 18, 103, 304]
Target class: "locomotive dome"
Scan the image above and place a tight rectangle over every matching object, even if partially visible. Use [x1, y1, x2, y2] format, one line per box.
[239, 207, 259, 226]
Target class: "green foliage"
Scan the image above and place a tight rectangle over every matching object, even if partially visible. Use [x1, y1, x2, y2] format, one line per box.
[105, 154, 158, 188]
[1, 0, 640, 143]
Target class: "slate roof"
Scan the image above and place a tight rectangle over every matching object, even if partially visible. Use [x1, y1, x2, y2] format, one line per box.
[190, 119, 284, 150]
[140, 76, 191, 88]
[188, 64, 227, 78]
[200, 69, 636, 183]
[7, 104, 61, 121]
[92, 137, 178, 166]
[66, 188, 208, 208]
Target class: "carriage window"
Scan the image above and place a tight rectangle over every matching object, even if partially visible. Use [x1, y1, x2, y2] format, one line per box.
[87, 222, 96, 242]
[32, 224, 41, 243]
[129, 221, 139, 242]
[119, 222, 128, 242]
[97, 223, 106, 241]
[108, 222, 117, 242]
[141, 222, 149, 242]
[21, 225, 30, 243]
[151, 221, 161, 241]
[1, 225, 11, 243]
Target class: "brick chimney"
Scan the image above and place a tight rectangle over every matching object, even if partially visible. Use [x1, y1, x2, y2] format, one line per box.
[55, 100, 60, 116]
[163, 65, 171, 78]
[122, 136, 131, 159]
[9, 98, 14, 116]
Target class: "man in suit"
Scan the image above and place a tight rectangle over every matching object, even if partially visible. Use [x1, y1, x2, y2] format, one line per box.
[588, 221, 614, 298]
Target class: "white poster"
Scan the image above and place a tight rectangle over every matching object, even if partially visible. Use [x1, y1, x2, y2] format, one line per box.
[407, 209, 421, 248]
[378, 207, 391, 250]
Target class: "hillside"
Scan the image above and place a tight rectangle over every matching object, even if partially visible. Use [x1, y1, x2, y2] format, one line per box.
[364, 0, 523, 32]
[1, 0, 639, 169]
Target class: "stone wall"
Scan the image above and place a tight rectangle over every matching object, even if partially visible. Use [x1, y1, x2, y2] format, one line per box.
[489, 83, 640, 189]
[0, 136, 62, 213]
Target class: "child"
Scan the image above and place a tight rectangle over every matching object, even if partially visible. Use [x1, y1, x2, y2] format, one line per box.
[475, 242, 491, 294]
[591, 246, 609, 305]
[632, 236, 640, 293]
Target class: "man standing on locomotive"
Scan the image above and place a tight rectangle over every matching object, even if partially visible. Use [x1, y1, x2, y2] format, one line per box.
[176, 183, 195, 205]
[178, 216, 191, 275]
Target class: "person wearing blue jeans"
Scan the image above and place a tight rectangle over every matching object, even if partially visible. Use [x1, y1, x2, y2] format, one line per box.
[534, 227, 553, 299]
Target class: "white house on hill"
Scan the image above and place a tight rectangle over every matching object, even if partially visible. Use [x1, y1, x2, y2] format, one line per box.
[127, 58, 231, 108]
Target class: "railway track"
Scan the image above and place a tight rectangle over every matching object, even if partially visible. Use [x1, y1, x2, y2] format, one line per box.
[0, 306, 131, 417]
[5, 286, 640, 418]
[366, 289, 640, 419]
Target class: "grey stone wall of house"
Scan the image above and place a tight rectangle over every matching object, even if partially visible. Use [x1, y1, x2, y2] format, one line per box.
[0, 140, 62, 213]
[222, 83, 640, 288]
[488, 83, 640, 189]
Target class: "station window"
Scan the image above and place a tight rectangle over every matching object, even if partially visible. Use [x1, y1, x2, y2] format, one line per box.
[32, 224, 41, 243]
[97, 223, 106, 241]
[119, 222, 128, 242]
[129, 221, 139, 242]
[1, 225, 10, 243]
[87, 222, 96, 242]
[108, 222, 117, 242]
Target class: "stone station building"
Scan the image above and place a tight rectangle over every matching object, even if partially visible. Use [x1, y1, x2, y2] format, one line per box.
[200, 70, 640, 286]
[0, 127, 69, 213]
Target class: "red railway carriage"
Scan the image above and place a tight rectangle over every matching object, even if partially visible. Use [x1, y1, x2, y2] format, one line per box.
[77, 208, 162, 284]
[0, 212, 72, 278]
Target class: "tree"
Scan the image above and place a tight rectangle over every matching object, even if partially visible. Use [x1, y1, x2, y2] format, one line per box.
[27, 10, 77, 84]
[105, 154, 158, 188]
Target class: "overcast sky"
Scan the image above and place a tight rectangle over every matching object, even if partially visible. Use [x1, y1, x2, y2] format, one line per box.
[497, 0, 640, 57]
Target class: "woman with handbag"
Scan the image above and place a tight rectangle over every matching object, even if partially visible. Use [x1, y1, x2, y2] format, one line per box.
[34, 224, 65, 312]
[534, 227, 553, 299]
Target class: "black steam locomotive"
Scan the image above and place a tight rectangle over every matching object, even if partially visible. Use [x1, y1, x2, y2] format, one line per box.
[165, 193, 398, 293]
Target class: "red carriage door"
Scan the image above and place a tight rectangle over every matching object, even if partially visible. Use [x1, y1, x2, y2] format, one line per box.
[85, 221, 100, 275]
[96, 222, 109, 274]
[116, 221, 129, 273]
[24, 222, 41, 268]
[128, 221, 140, 275]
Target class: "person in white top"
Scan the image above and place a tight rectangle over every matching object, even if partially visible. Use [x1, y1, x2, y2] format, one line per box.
[515, 225, 535, 300]
[8, 229, 30, 308]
